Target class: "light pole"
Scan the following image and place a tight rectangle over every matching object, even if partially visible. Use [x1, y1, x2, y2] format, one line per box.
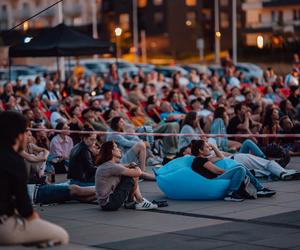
[214, 0, 221, 65]
[92, 0, 98, 39]
[115, 27, 122, 60]
[58, 1, 65, 81]
[132, 0, 139, 63]
[232, 0, 237, 65]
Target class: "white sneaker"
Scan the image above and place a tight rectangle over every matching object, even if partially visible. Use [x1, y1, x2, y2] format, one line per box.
[135, 198, 158, 210]
[281, 171, 300, 180]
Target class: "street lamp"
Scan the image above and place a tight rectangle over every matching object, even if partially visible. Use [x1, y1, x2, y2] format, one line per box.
[214, 0, 221, 64]
[257, 35, 264, 49]
[115, 27, 122, 37]
[115, 27, 123, 59]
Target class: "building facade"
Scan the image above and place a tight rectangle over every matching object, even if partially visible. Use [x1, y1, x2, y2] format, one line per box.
[242, 0, 300, 48]
[202, 0, 245, 56]
[0, 0, 102, 45]
[101, 0, 205, 57]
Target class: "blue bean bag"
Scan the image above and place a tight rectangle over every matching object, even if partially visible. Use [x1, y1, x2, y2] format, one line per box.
[154, 156, 236, 200]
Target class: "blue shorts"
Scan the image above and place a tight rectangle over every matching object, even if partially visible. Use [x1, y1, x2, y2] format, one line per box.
[36, 184, 71, 204]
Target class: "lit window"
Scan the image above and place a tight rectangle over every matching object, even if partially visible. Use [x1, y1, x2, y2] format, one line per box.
[74, 17, 82, 25]
[0, 5, 8, 31]
[220, 12, 229, 28]
[185, 0, 196, 6]
[154, 12, 164, 24]
[220, 0, 228, 6]
[186, 11, 196, 27]
[119, 13, 130, 31]
[153, 0, 163, 6]
[138, 0, 147, 8]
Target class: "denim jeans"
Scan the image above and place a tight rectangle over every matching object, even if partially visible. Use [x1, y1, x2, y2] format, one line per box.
[69, 179, 95, 187]
[36, 184, 71, 204]
[217, 165, 264, 193]
[217, 166, 246, 193]
[239, 139, 266, 159]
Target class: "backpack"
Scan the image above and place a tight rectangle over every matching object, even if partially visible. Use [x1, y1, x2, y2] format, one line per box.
[263, 143, 290, 168]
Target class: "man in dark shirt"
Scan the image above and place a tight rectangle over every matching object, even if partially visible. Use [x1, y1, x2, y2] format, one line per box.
[0, 112, 33, 219]
[227, 102, 261, 141]
[0, 111, 68, 246]
[227, 103, 251, 135]
[68, 129, 98, 186]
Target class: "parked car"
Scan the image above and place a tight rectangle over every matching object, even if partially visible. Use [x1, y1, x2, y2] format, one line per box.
[208, 64, 225, 77]
[80, 59, 109, 77]
[135, 63, 155, 74]
[14, 65, 48, 75]
[154, 66, 188, 78]
[0, 66, 38, 85]
[180, 64, 210, 74]
[235, 62, 263, 82]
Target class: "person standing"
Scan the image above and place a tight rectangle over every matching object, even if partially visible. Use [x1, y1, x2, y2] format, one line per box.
[0, 111, 68, 246]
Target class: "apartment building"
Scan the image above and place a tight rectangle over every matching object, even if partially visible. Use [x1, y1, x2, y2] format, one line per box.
[242, 0, 300, 47]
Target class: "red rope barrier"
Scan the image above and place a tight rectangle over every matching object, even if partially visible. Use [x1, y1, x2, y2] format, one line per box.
[28, 128, 300, 138]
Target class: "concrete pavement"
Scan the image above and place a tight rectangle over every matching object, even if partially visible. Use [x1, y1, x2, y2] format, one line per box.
[2, 157, 300, 249]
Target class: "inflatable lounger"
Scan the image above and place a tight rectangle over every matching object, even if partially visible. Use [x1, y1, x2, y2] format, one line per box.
[154, 156, 238, 200]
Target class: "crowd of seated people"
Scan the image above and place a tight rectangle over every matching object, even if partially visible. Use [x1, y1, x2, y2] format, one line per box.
[1, 56, 300, 171]
[2, 55, 300, 246]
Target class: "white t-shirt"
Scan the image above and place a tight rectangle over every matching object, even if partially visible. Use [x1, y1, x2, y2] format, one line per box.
[29, 82, 46, 97]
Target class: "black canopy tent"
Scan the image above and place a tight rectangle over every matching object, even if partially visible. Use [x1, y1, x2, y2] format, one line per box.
[9, 23, 116, 78]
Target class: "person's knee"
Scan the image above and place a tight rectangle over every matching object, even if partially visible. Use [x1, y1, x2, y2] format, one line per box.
[121, 176, 135, 187]
[69, 184, 80, 195]
[58, 228, 69, 244]
[135, 142, 146, 150]
[243, 139, 252, 146]
[169, 122, 179, 132]
[235, 166, 247, 177]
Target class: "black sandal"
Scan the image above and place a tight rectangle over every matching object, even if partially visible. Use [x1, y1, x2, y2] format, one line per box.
[152, 200, 168, 207]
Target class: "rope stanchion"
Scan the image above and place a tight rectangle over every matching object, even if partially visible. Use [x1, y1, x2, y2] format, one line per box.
[28, 128, 300, 138]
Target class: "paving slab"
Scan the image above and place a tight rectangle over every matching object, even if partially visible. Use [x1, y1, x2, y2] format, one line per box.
[97, 210, 300, 250]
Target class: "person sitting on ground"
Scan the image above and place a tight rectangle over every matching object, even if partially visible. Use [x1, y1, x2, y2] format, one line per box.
[42, 80, 61, 109]
[20, 130, 49, 181]
[227, 103, 261, 143]
[0, 111, 69, 246]
[262, 106, 281, 146]
[68, 128, 99, 186]
[50, 104, 70, 129]
[27, 183, 96, 205]
[49, 122, 73, 162]
[95, 141, 158, 211]
[279, 115, 300, 156]
[106, 116, 155, 181]
[210, 106, 265, 158]
[191, 139, 276, 202]
[160, 101, 185, 123]
[226, 151, 300, 181]
[178, 111, 206, 152]
[32, 123, 50, 150]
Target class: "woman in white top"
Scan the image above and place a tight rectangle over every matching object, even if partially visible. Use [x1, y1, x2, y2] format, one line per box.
[178, 112, 206, 152]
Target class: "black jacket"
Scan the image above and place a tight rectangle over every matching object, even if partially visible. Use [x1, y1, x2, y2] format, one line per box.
[0, 147, 33, 218]
[68, 142, 96, 182]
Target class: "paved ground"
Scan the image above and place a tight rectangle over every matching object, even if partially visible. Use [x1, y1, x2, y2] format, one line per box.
[3, 157, 300, 249]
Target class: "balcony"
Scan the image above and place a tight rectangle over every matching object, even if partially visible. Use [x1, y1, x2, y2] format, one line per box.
[64, 4, 82, 18]
[245, 20, 300, 33]
[242, 0, 263, 11]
